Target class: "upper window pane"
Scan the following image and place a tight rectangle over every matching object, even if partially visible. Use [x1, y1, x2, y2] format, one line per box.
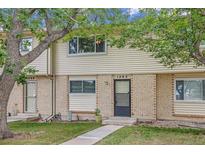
[96, 35, 105, 53]
[96, 40, 105, 52]
[83, 80, 95, 93]
[69, 37, 78, 54]
[79, 37, 95, 53]
[20, 38, 32, 52]
[68, 36, 106, 55]
[70, 81, 82, 93]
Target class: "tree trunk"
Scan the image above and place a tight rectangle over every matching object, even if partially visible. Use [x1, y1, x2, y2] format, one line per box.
[0, 102, 13, 139]
[0, 72, 17, 139]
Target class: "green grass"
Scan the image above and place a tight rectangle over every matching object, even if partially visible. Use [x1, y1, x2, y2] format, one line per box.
[97, 125, 205, 145]
[0, 121, 101, 145]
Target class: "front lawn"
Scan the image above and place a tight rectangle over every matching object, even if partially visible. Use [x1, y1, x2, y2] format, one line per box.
[97, 125, 205, 145]
[0, 121, 101, 145]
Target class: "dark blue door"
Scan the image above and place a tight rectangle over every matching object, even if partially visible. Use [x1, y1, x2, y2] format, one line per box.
[114, 80, 131, 117]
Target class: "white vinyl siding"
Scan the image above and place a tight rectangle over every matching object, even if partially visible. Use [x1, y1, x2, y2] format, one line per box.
[69, 76, 96, 112]
[174, 102, 205, 115]
[27, 50, 49, 75]
[69, 94, 96, 112]
[26, 38, 51, 75]
[55, 42, 205, 75]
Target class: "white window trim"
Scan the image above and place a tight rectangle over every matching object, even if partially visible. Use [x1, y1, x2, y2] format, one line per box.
[69, 80, 96, 94]
[20, 37, 33, 53]
[68, 36, 107, 57]
[174, 78, 205, 103]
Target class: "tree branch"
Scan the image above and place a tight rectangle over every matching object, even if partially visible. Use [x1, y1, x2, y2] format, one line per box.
[28, 8, 37, 15]
[21, 28, 70, 65]
[20, 8, 81, 65]
[45, 10, 53, 35]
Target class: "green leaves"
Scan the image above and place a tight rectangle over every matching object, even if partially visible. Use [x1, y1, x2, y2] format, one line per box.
[15, 66, 38, 85]
[0, 8, 130, 84]
[116, 8, 205, 67]
[0, 39, 7, 67]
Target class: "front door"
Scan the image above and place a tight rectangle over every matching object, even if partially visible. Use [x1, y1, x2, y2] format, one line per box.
[114, 80, 131, 117]
[25, 81, 37, 113]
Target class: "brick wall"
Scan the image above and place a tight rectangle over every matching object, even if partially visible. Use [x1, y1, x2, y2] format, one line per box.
[97, 74, 157, 121]
[132, 74, 157, 120]
[97, 75, 113, 118]
[36, 76, 52, 116]
[7, 83, 23, 115]
[56, 76, 69, 120]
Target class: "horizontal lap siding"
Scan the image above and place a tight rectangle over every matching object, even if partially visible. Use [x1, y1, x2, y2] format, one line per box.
[55, 42, 205, 75]
[28, 38, 48, 75]
[174, 102, 205, 115]
[69, 94, 96, 112]
[28, 50, 48, 75]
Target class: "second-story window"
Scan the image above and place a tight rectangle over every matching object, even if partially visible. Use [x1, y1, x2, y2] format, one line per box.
[69, 35, 106, 55]
[20, 38, 33, 53]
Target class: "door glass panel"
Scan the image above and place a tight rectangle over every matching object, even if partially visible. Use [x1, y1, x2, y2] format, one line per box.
[115, 81, 130, 107]
[26, 98, 36, 112]
[27, 82, 36, 97]
[26, 81, 36, 113]
[116, 93, 129, 107]
[115, 81, 129, 93]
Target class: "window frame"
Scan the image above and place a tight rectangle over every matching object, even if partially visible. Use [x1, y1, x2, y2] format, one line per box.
[19, 37, 33, 53]
[69, 80, 96, 94]
[68, 36, 107, 56]
[174, 78, 205, 103]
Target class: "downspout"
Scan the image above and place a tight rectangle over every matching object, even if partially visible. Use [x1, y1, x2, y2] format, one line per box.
[45, 43, 56, 121]
[51, 42, 57, 116]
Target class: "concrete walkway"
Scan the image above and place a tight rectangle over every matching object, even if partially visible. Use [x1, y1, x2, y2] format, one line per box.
[61, 125, 123, 145]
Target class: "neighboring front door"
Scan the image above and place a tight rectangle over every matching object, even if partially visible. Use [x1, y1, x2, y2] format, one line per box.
[114, 80, 131, 117]
[25, 81, 37, 113]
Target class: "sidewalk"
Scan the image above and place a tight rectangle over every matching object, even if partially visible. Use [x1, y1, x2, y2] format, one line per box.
[61, 125, 123, 145]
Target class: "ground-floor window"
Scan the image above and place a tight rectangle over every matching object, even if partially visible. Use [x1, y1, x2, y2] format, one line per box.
[175, 78, 205, 101]
[70, 80, 95, 93]
[69, 77, 96, 112]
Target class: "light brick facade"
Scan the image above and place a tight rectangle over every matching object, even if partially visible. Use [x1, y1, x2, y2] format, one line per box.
[55, 76, 69, 120]
[97, 75, 113, 118]
[97, 74, 157, 121]
[7, 73, 205, 123]
[7, 83, 23, 115]
[36, 76, 52, 116]
[132, 74, 156, 120]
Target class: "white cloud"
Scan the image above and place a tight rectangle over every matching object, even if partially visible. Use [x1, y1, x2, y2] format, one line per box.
[129, 8, 139, 15]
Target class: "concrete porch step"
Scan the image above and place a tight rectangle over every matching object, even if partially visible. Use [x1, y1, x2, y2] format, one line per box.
[17, 113, 39, 117]
[7, 113, 39, 122]
[102, 117, 137, 126]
